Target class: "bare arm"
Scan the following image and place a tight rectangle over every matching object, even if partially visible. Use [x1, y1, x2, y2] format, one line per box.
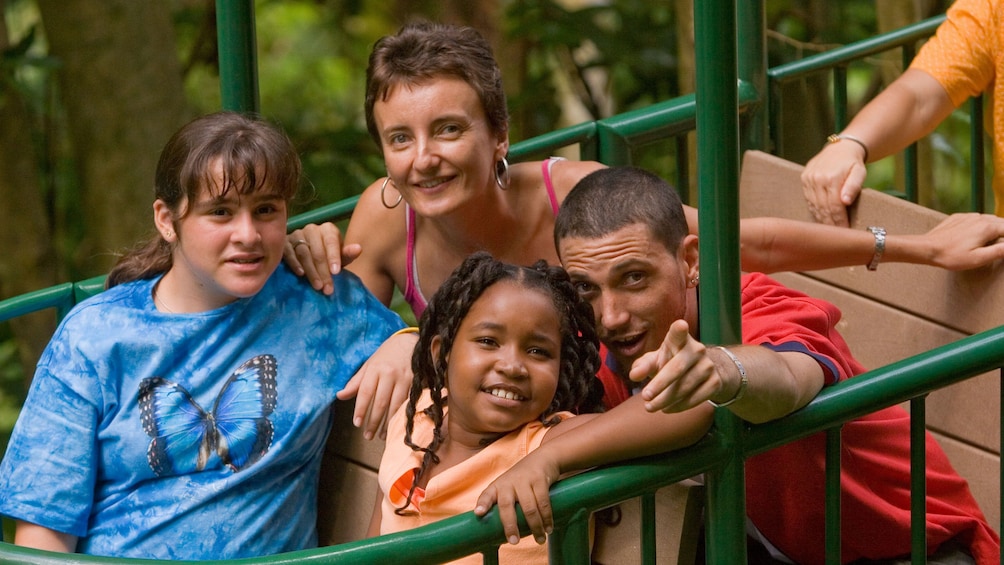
[14, 521, 77, 553]
[801, 69, 956, 226]
[737, 214, 1004, 273]
[627, 320, 824, 424]
[473, 395, 714, 545]
[283, 177, 404, 304]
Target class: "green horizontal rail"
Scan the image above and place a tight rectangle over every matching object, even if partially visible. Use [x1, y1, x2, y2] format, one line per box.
[767, 15, 944, 82]
[1, 323, 1000, 564]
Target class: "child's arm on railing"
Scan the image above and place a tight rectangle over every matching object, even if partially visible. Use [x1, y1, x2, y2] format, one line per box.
[473, 395, 714, 546]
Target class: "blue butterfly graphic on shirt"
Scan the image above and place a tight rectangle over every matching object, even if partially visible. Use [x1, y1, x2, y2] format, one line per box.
[138, 354, 278, 476]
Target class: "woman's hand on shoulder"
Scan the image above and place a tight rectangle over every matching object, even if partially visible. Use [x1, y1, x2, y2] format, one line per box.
[336, 330, 418, 440]
[285, 223, 361, 295]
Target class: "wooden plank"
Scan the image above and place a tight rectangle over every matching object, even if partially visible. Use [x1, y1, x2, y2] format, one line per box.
[317, 455, 379, 546]
[325, 399, 385, 470]
[591, 481, 704, 565]
[739, 150, 1003, 533]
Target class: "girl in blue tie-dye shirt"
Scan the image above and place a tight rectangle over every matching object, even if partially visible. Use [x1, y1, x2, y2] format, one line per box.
[0, 112, 404, 559]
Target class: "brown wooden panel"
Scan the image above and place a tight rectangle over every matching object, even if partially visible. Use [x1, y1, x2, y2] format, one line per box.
[317, 456, 380, 546]
[325, 399, 385, 470]
[771, 273, 1001, 455]
[740, 150, 1004, 335]
[591, 481, 704, 565]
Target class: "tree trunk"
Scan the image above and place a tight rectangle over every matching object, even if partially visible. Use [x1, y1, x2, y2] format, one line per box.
[35, 0, 191, 276]
[0, 0, 59, 378]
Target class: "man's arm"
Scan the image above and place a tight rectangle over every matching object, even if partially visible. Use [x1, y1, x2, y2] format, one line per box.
[629, 321, 825, 424]
[703, 345, 824, 424]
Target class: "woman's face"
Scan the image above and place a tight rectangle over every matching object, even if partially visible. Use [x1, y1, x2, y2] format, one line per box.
[373, 77, 509, 218]
[154, 160, 288, 312]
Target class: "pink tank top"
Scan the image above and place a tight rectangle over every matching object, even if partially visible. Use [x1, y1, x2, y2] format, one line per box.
[403, 157, 563, 318]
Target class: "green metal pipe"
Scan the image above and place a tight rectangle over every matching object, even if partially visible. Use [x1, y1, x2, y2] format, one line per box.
[548, 508, 592, 564]
[216, 0, 260, 113]
[910, 397, 928, 564]
[737, 1, 767, 152]
[695, 0, 745, 560]
[746, 325, 1004, 456]
[769, 16, 944, 81]
[641, 493, 657, 563]
[833, 67, 848, 130]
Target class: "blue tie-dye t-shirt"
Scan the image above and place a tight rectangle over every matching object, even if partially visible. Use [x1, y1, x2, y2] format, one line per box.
[0, 264, 403, 559]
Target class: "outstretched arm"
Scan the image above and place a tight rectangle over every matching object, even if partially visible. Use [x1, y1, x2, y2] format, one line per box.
[628, 319, 824, 424]
[737, 213, 1004, 273]
[800, 69, 955, 226]
[474, 394, 713, 546]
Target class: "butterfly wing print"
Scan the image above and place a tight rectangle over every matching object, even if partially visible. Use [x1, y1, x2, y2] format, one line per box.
[138, 354, 278, 476]
[211, 354, 278, 471]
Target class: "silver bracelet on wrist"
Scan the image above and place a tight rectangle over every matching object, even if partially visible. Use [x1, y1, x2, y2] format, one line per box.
[866, 226, 886, 271]
[709, 346, 748, 408]
[826, 133, 870, 163]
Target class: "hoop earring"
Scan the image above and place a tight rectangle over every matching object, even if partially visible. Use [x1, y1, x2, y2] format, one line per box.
[380, 176, 403, 209]
[495, 157, 510, 190]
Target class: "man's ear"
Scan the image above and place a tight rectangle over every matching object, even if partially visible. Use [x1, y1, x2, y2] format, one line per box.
[680, 234, 700, 281]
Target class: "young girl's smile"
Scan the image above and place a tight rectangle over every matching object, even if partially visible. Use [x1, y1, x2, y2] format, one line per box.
[435, 280, 561, 447]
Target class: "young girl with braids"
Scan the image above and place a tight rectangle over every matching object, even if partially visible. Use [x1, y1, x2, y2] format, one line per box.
[368, 252, 712, 563]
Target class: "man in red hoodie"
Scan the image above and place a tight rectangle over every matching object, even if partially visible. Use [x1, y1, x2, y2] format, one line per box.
[553, 166, 998, 564]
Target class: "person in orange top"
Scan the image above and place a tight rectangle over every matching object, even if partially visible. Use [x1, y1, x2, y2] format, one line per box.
[803, 0, 1004, 225]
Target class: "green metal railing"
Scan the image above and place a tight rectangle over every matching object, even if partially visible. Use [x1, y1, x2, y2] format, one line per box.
[0, 2, 999, 564]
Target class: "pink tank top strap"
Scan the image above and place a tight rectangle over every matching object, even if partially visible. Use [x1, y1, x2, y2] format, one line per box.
[403, 205, 428, 318]
[541, 157, 563, 216]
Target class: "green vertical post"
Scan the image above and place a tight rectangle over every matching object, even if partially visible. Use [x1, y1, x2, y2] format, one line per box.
[216, 0, 260, 113]
[902, 44, 918, 203]
[695, 0, 746, 563]
[910, 397, 928, 564]
[737, 1, 767, 152]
